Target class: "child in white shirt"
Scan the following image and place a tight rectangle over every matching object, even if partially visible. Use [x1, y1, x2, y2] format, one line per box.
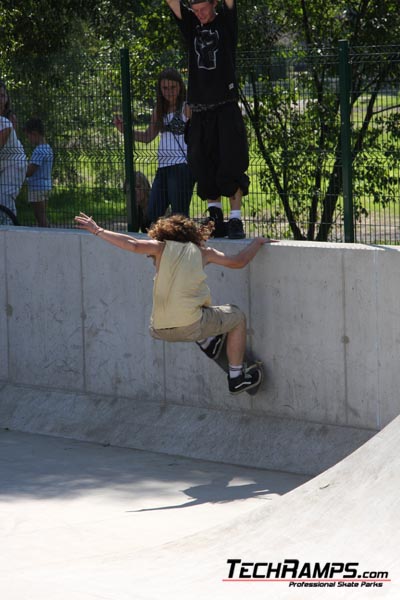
[24, 117, 53, 227]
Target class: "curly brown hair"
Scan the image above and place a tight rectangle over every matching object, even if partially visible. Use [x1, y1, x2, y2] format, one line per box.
[148, 214, 212, 246]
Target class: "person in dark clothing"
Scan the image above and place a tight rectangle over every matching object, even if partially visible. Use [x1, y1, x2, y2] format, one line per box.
[166, 0, 249, 239]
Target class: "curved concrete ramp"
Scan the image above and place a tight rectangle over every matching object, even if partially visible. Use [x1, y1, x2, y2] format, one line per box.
[0, 418, 398, 599]
[2, 217, 400, 599]
[122, 415, 400, 599]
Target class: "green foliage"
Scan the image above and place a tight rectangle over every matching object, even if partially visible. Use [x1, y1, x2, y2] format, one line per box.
[237, 0, 400, 240]
[17, 186, 127, 229]
[3, 0, 400, 239]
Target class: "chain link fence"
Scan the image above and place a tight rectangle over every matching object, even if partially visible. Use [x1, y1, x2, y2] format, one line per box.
[3, 44, 400, 242]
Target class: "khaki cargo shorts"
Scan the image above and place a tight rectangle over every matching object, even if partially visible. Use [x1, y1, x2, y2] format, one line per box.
[150, 304, 245, 343]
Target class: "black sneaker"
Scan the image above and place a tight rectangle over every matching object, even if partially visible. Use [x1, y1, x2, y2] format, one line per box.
[196, 333, 226, 360]
[228, 365, 262, 395]
[202, 207, 227, 238]
[227, 218, 245, 239]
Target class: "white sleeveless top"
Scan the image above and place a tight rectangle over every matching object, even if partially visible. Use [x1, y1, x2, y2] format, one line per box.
[157, 108, 188, 168]
[0, 116, 26, 169]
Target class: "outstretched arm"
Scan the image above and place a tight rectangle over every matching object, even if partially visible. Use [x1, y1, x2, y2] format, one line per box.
[202, 237, 277, 269]
[113, 108, 159, 144]
[74, 213, 163, 257]
[166, 0, 182, 19]
[133, 109, 160, 143]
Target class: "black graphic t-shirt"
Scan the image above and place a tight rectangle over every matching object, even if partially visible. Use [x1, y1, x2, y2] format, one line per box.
[174, 0, 238, 106]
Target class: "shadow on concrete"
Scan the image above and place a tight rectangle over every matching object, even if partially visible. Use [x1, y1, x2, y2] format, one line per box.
[0, 429, 309, 503]
[128, 476, 295, 512]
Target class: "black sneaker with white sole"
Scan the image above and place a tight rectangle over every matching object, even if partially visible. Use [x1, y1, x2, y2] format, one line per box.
[227, 218, 245, 239]
[228, 364, 262, 395]
[202, 207, 227, 238]
[196, 333, 226, 360]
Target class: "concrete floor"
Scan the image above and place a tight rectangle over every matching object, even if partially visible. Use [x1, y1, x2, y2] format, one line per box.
[2, 418, 400, 600]
[0, 429, 308, 600]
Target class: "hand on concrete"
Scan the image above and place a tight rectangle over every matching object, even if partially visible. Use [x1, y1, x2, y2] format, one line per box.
[257, 237, 279, 244]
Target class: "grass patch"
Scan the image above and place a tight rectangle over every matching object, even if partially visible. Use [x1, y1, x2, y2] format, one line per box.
[16, 186, 127, 229]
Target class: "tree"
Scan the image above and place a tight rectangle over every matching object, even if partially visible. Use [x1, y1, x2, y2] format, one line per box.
[237, 0, 400, 240]
[2, 0, 400, 239]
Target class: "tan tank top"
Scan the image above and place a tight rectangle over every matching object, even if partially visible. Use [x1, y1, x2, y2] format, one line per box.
[151, 240, 211, 329]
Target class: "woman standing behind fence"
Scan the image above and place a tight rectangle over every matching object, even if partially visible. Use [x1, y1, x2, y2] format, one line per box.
[114, 68, 195, 226]
[0, 80, 27, 225]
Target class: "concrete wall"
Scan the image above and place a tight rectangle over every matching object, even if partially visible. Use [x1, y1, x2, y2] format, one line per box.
[1, 227, 399, 474]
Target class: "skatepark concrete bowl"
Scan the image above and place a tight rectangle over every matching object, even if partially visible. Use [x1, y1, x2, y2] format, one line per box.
[142, 414, 399, 600]
[0, 417, 398, 599]
[1, 228, 400, 598]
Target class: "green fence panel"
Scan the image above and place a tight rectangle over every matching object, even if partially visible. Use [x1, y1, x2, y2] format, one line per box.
[120, 48, 138, 232]
[339, 40, 354, 243]
[4, 45, 400, 244]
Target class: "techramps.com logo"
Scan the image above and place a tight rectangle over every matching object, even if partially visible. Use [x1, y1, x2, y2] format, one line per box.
[223, 559, 391, 589]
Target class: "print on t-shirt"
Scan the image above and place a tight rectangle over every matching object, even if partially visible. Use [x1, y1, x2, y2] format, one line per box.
[194, 27, 219, 70]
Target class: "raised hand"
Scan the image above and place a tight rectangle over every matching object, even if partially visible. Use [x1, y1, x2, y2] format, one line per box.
[74, 212, 102, 235]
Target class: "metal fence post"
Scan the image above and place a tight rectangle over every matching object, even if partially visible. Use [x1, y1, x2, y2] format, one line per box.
[120, 48, 138, 232]
[338, 40, 354, 243]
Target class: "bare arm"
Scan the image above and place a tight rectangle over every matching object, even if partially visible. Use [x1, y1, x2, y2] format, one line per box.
[184, 103, 192, 120]
[74, 213, 163, 257]
[134, 108, 160, 143]
[113, 108, 160, 144]
[7, 112, 18, 129]
[201, 238, 277, 269]
[26, 163, 39, 177]
[166, 0, 182, 19]
[0, 126, 11, 149]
